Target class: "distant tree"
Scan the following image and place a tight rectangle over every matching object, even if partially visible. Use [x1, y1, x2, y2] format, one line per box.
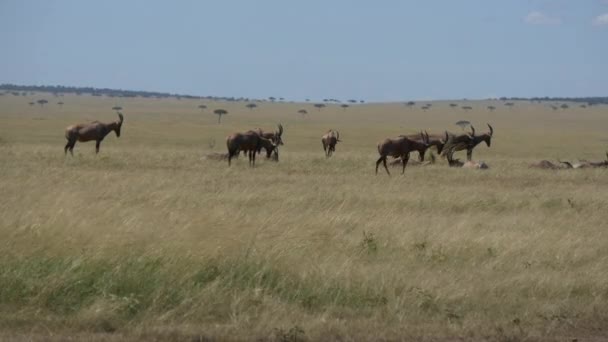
[487, 106, 496, 112]
[28, 102, 35, 106]
[297, 109, 308, 117]
[580, 104, 587, 108]
[455, 120, 471, 130]
[560, 104, 569, 110]
[57, 101, 64, 107]
[504, 102, 515, 109]
[341, 104, 349, 111]
[405, 101, 415, 108]
[305, 98, 310, 102]
[348, 99, 357, 104]
[112, 106, 123, 112]
[198, 104, 207, 112]
[213, 109, 228, 123]
[279, 97, 284, 101]
[550, 105, 559, 111]
[268, 97, 276, 102]
[323, 99, 329, 102]
[37, 99, 48, 107]
[314, 103, 326, 111]
[421, 106, 429, 112]
[426, 103, 432, 107]
[359, 100, 365, 104]
[246, 103, 257, 111]
[449, 103, 458, 108]
[462, 106, 473, 111]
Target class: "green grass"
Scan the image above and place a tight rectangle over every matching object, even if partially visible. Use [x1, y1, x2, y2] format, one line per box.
[1, 93, 608, 341]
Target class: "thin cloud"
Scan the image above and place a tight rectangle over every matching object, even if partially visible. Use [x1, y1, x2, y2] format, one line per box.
[524, 11, 562, 25]
[592, 13, 608, 26]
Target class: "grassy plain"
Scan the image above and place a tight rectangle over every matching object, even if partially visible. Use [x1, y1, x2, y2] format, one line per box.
[1, 93, 608, 341]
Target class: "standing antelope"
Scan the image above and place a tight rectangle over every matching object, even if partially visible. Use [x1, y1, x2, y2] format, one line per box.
[321, 130, 341, 157]
[375, 132, 430, 175]
[226, 130, 276, 167]
[443, 124, 494, 161]
[402, 131, 448, 161]
[64, 112, 124, 155]
[257, 124, 284, 146]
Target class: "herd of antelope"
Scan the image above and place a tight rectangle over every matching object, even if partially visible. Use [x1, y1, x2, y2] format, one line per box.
[63, 113, 608, 174]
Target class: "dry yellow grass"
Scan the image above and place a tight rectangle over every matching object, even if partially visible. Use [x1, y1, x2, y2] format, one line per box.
[1, 93, 608, 341]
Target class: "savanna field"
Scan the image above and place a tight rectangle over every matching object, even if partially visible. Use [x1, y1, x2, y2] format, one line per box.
[1, 93, 608, 341]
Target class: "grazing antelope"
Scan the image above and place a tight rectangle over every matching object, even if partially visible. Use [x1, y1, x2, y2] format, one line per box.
[375, 132, 430, 175]
[64, 112, 124, 155]
[402, 131, 448, 161]
[226, 130, 276, 167]
[443, 124, 494, 161]
[321, 130, 341, 157]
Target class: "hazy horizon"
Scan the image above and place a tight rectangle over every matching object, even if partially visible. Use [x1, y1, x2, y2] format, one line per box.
[1, 0, 607, 102]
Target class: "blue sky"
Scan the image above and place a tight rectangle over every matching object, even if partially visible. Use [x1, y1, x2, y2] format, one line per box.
[1, 0, 606, 101]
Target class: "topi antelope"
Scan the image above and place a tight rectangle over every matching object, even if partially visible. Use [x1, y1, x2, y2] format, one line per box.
[226, 130, 276, 167]
[321, 129, 341, 157]
[375, 131, 430, 175]
[64, 112, 124, 155]
[257, 124, 284, 146]
[402, 131, 448, 161]
[443, 124, 494, 161]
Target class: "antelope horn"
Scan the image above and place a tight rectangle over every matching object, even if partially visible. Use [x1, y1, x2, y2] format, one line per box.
[425, 130, 430, 144]
[487, 123, 494, 136]
[277, 123, 283, 136]
[443, 131, 449, 143]
[336, 130, 340, 141]
[117, 112, 124, 123]
[469, 125, 476, 137]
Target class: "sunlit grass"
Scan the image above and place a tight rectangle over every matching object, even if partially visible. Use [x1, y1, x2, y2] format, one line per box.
[1, 93, 607, 340]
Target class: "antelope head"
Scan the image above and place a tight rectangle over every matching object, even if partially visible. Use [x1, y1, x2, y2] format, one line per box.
[434, 131, 449, 155]
[115, 112, 124, 137]
[275, 124, 284, 145]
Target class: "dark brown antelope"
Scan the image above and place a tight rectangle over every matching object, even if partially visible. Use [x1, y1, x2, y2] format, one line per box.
[226, 130, 276, 167]
[375, 132, 430, 175]
[443, 124, 494, 161]
[257, 124, 284, 146]
[402, 131, 448, 161]
[321, 129, 341, 157]
[64, 112, 124, 155]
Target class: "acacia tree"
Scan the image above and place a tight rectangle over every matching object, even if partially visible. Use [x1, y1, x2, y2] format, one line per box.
[297, 109, 308, 117]
[198, 104, 207, 112]
[450, 103, 458, 108]
[214, 109, 228, 123]
[504, 102, 515, 109]
[487, 106, 496, 112]
[37, 99, 48, 107]
[405, 101, 415, 109]
[246, 103, 257, 111]
[455, 120, 471, 130]
[268, 97, 276, 102]
[57, 101, 64, 107]
[314, 103, 326, 111]
[341, 104, 349, 111]
[112, 106, 123, 112]
[462, 106, 473, 112]
[560, 104, 569, 110]
[28, 102, 35, 106]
